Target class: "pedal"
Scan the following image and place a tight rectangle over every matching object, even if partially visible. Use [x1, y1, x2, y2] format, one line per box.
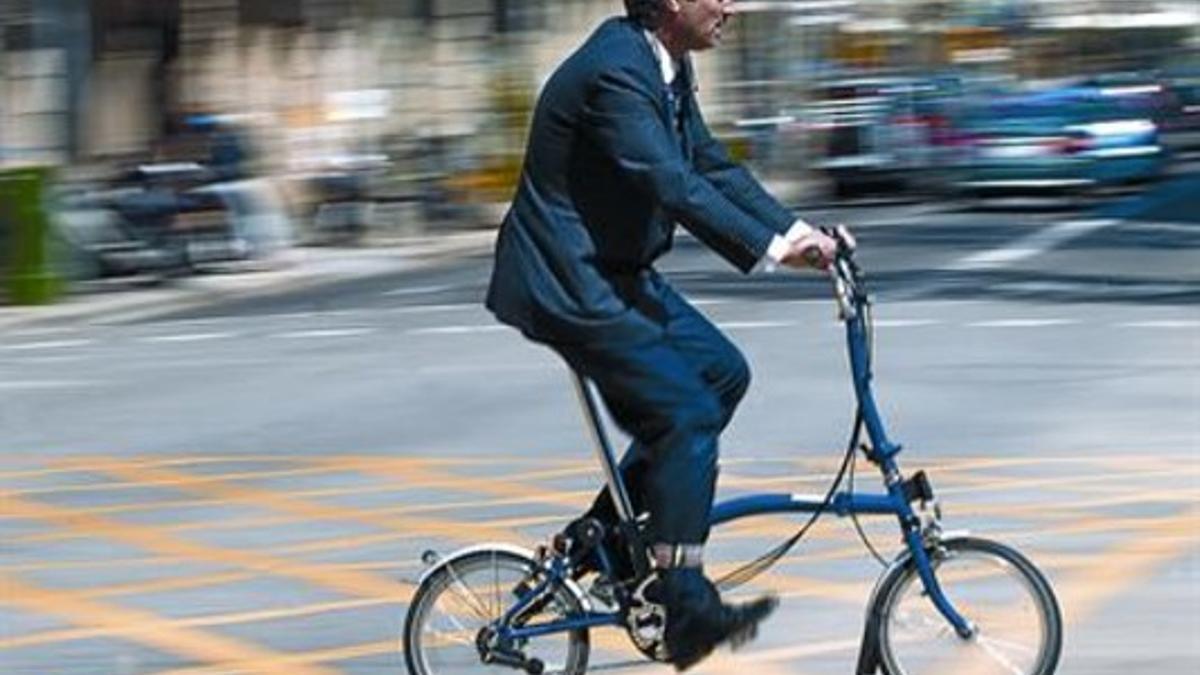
[483, 646, 545, 674]
[585, 577, 619, 610]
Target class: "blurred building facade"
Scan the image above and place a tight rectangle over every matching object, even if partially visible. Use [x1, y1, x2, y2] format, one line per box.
[0, 0, 1195, 173]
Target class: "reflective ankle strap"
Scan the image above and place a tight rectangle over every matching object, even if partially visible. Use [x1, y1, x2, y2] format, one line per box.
[651, 543, 704, 569]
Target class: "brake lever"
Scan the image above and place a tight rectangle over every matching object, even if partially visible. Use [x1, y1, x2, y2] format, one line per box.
[830, 258, 856, 321]
[820, 225, 857, 256]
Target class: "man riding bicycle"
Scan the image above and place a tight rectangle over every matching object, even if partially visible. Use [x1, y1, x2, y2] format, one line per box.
[486, 0, 844, 669]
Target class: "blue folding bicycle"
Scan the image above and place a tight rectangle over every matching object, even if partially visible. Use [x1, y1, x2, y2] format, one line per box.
[403, 230, 1063, 674]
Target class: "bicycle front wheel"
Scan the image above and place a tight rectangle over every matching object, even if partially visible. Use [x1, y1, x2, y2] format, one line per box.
[876, 536, 1062, 675]
[403, 547, 589, 675]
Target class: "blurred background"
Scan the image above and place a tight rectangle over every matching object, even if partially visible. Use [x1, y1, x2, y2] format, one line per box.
[1, 5, 1197, 674]
[0, 0, 1196, 296]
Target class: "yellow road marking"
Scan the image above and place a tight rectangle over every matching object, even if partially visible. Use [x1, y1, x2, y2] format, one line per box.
[741, 571, 873, 605]
[2, 491, 414, 601]
[0, 452, 1183, 480]
[4, 449, 1190, 667]
[611, 636, 859, 674]
[8, 464, 350, 496]
[7, 452, 1179, 524]
[258, 514, 559, 558]
[5, 453, 573, 473]
[932, 508, 1200, 675]
[949, 489, 1200, 518]
[938, 464, 1200, 490]
[154, 639, 394, 674]
[0, 572, 337, 675]
[336, 458, 595, 511]
[8, 495, 576, 545]
[17, 477, 1195, 550]
[1057, 507, 1200, 621]
[0, 455, 307, 478]
[83, 459, 526, 545]
[936, 467, 1200, 497]
[697, 653, 804, 675]
[0, 596, 391, 650]
[0, 557, 420, 575]
[1, 461, 597, 522]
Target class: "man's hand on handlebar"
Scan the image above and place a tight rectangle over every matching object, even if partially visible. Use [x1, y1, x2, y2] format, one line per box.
[780, 226, 852, 271]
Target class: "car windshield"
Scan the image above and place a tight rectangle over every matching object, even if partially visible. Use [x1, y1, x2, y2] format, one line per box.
[964, 95, 1151, 132]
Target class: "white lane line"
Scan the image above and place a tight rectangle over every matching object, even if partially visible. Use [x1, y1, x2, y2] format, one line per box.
[967, 319, 1080, 328]
[690, 297, 729, 307]
[388, 304, 477, 314]
[407, 317, 938, 335]
[4, 327, 79, 338]
[946, 218, 1118, 270]
[273, 328, 376, 339]
[139, 332, 236, 344]
[2, 355, 87, 364]
[1115, 320, 1200, 329]
[0, 339, 95, 351]
[417, 363, 553, 375]
[717, 320, 798, 330]
[382, 284, 457, 297]
[407, 325, 509, 336]
[0, 380, 99, 391]
[872, 319, 941, 328]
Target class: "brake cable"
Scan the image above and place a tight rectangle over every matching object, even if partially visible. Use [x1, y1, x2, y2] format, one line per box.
[715, 407, 863, 591]
[716, 256, 889, 591]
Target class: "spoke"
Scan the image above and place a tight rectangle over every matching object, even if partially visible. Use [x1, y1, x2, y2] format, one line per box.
[442, 564, 493, 621]
[893, 608, 955, 638]
[976, 630, 1039, 656]
[423, 628, 478, 649]
[493, 550, 501, 621]
[977, 630, 1039, 659]
[433, 598, 475, 635]
[972, 634, 1028, 675]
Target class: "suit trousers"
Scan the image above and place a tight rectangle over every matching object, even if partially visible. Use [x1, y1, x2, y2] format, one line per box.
[551, 273, 750, 545]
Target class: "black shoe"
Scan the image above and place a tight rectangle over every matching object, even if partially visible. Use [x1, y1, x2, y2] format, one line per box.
[660, 569, 779, 672]
[559, 517, 635, 581]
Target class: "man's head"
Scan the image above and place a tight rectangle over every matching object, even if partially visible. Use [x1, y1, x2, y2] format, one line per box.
[626, 0, 737, 55]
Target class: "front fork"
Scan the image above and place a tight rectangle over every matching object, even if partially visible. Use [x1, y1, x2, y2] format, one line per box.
[903, 510, 976, 639]
[856, 475, 976, 674]
[887, 464, 975, 639]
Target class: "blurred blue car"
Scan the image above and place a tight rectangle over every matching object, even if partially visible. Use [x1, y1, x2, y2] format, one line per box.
[951, 83, 1168, 195]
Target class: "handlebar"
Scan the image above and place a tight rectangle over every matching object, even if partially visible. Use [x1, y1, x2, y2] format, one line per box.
[820, 225, 865, 321]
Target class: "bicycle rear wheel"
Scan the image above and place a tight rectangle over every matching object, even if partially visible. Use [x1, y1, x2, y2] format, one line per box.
[403, 547, 589, 675]
[876, 536, 1062, 675]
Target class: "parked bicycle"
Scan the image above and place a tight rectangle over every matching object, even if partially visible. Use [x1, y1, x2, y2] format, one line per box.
[403, 229, 1063, 675]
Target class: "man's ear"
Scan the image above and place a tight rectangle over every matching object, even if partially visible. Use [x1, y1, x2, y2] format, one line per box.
[661, 0, 683, 15]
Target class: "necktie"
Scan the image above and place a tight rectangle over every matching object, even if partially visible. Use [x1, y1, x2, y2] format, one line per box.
[669, 71, 688, 136]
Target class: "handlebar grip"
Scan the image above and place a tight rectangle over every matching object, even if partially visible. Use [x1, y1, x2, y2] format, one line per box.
[820, 225, 857, 255]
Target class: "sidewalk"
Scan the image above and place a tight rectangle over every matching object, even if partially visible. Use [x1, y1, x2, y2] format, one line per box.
[0, 230, 497, 332]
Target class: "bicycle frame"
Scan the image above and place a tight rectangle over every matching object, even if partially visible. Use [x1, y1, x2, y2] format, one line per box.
[709, 251, 974, 638]
[491, 247, 975, 648]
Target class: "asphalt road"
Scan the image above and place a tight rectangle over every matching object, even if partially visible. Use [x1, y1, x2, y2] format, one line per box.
[1, 185, 1197, 674]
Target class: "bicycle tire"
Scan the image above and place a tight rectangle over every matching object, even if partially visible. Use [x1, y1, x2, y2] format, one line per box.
[403, 547, 590, 675]
[875, 536, 1062, 675]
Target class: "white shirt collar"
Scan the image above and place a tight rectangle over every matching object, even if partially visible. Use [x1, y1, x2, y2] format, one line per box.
[643, 30, 678, 85]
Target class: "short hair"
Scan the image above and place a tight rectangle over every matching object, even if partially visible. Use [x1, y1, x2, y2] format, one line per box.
[625, 0, 666, 29]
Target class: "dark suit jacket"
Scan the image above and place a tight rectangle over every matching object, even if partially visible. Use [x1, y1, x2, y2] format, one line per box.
[486, 17, 795, 344]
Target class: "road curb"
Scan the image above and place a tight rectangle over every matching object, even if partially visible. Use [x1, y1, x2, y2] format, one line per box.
[0, 230, 496, 331]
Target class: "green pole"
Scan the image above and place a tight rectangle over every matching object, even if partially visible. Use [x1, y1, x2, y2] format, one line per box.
[0, 167, 63, 305]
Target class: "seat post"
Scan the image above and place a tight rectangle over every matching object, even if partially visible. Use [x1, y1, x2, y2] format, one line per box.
[568, 370, 637, 524]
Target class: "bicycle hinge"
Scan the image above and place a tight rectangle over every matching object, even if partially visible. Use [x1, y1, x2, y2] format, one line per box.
[918, 498, 944, 545]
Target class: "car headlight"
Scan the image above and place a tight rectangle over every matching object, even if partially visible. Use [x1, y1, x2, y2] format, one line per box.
[1067, 119, 1157, 137]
